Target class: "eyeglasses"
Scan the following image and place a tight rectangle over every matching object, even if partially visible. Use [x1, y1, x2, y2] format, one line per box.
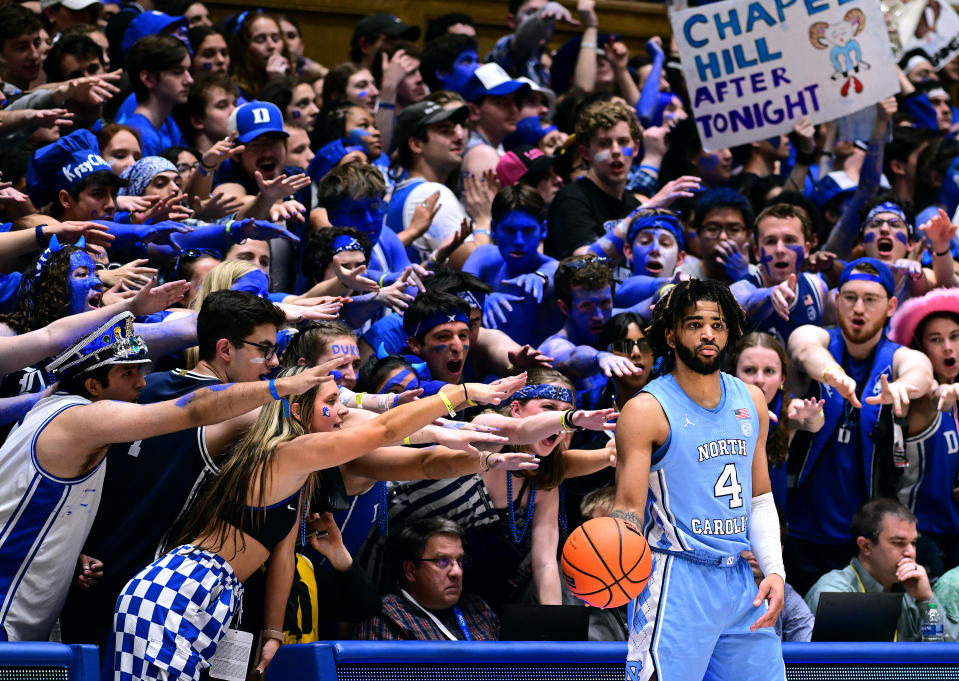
[176, 162, 198, 174]
[609, 338, 652, 354]
[838, 292, 887, 308]
[700, 222, 747, 238]
[238, 339, 279, 360]
[865, 217, 906, 231]
[416, 556, 471, 570]
[171, 248, 223, 278]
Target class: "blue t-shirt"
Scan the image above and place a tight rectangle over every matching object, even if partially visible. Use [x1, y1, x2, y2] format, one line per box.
[115, 112, 184, 156]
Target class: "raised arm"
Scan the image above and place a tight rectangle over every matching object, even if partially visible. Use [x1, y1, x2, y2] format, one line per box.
[43, 367, 334, 455]
[0, 279, 190, 376]
[277, 377, 526, 476]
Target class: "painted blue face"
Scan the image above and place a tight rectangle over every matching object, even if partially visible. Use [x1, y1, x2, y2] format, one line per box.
[441, 49, 480, 94]
[568, 285, 613, 339]
[630, 228, 680, 277]
[67, 251, 102, 315]
[328, 196, 387, 244]
[494, 210, 545, 269]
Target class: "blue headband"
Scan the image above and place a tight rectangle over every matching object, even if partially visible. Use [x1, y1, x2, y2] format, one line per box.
[381, 369, 419, 393]
[455, 290, 485, 310]
[627, 213, 685, 251]
[331, 235, 364, 254]
[408, 310, 469, 337]
[863, 202, 912, 236]
[506, 383, 574, 404]
[231, 269, 270, 298]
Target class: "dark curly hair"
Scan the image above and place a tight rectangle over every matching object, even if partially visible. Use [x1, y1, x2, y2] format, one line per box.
[645, 278, 746, 371]
[554, 254, 615, 307]
[0, 246, 84, 334]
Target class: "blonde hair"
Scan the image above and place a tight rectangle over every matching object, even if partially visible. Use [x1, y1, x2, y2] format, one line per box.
[172, 366, 325, 555]
[187, 260, 259, 367]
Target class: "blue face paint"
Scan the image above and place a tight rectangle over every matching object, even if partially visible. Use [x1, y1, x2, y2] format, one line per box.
[863, 232, 877, 243]
[67, 251, 102, 315]
[787, 244, 805, 271]
[895, 231, 909, 245]
[428, 344, 448, 353]
[569, 286, 613, 340]
[328, 196, 386, 244]
[380, 368, 417, 393]
[494, 210, 545, 272]
[442, 49, 480, 94]
[622, 147, 635, 157]
[631, 228, 680, 277]
[759, 246, 774, 276]
[322, 406, 331, 417]
[291, 109, 301, 119]
[330, 370, 343, 382]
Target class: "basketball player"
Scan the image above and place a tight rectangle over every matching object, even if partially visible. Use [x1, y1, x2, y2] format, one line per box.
[612, 279, 786, 681]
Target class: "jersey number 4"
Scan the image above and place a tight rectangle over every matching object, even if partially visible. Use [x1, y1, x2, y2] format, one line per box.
[713, 463, 744, 509]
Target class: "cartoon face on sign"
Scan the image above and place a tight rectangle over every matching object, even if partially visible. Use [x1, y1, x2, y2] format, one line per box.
[809, 9, 871, 97]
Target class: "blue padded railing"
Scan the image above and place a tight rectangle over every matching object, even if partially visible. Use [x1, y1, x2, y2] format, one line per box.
[0, 642, 99, 681]
[267, 641, 959, 681]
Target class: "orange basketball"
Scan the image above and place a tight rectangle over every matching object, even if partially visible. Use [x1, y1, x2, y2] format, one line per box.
[561, 517, 652, 608]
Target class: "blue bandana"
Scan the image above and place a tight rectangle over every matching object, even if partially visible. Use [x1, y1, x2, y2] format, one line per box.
[331, 235, 364, 254]
[406, 310, 470, 338]
[119, 156, 179, 197]
[45, 311, 149, 382]
[863, 202, 912, 237]
[455, 290, 485, 311]
[506, 383, 574, 404]
[838, 257, 895, 296]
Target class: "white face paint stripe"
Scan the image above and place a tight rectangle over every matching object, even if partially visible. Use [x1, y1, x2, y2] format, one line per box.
[248, 357, 267, 365]
[593, 149, 611, 164]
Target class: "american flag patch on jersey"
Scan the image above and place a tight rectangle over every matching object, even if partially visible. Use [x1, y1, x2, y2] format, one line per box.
[734, 408, 750, 420]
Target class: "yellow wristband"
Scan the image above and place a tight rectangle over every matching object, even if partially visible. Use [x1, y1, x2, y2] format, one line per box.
[403, 435, 412, 445]
[379, 273, 388, 287]
[439, 390, 457, 417]
[822, 364, 843, 383]
[356, 392, 365, 407]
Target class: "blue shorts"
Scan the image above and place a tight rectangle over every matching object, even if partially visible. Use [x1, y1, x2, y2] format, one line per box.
[626, 553, 785, 681]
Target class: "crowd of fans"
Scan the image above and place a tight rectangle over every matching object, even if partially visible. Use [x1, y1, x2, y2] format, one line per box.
[0, 0, 957, 676]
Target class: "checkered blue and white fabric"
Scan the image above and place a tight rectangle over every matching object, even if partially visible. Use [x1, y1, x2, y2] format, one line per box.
[110, 545, 242, 681]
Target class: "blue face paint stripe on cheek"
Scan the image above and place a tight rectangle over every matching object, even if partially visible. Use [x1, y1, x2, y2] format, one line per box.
[622, 147, 634, 157]
[429, 344, 448, 353]
[863, 232, 877, 243]
[895, 232, 908, 245]
[787, 244, 805, 271]
[759, 247, 773, 275]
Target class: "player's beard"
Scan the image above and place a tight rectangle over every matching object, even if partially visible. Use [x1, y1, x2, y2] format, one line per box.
[674, 339, 727, 375]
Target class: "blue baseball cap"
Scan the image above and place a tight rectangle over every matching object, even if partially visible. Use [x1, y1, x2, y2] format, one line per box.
[838, 257, 894, 297]
[26, 130, 116, 208]
[229, 101, 289, 144]
[503, 116, 557, 151]
[463, 63, 530, 103]
[122, 11, 190, 53]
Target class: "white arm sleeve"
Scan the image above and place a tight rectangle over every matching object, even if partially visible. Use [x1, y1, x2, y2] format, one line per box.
[748, 492, 786, 580]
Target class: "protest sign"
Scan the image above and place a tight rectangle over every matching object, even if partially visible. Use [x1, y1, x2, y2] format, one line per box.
[896, 0, 959, 70]
[670, 0, 900, 151]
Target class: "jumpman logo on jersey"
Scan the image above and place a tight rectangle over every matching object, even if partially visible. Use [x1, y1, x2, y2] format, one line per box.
[683, 413, 695, 428]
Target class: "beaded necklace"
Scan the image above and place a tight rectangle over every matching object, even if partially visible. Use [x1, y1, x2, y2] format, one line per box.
[506, 471, 536, 543]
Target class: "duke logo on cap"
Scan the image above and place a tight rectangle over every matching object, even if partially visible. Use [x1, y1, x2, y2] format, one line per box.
[230, 101, 289, 144]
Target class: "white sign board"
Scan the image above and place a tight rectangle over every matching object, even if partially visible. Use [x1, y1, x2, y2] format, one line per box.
[896, 0, 959, 69]
[670, 0, 900, 150]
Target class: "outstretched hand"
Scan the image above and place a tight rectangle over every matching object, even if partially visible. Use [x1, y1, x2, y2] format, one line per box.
[864, 373, 916, 417]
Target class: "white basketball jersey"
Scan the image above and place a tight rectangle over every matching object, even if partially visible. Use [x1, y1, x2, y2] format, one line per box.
[0, 393, 105, 641]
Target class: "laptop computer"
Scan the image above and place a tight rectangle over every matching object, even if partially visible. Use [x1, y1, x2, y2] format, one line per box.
[811, 592, 904, 642]
[499, 604, 590, 641]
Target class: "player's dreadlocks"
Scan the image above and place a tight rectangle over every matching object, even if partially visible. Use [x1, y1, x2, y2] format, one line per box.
[645, 278, 746, 370]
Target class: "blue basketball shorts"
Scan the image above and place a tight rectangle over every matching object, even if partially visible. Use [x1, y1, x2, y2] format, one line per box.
[626, 553, 785, 681]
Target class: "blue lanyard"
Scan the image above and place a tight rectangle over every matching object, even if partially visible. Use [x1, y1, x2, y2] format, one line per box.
[452, 605, 472, 641]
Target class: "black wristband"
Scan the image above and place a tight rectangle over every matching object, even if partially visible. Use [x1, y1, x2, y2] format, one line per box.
[35, 224, 47, 247]
[935, 247, 952, 257]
